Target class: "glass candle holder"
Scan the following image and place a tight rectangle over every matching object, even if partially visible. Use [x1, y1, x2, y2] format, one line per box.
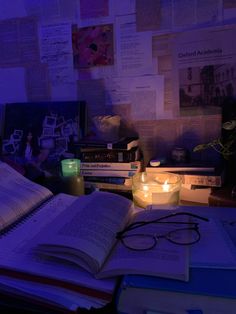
[61, 159, 80, 177]
[132, 172, 182, 208]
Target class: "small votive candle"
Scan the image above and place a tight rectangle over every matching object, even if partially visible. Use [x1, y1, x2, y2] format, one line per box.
[132, 172, 181, 208]
[61, 159, 80, 177]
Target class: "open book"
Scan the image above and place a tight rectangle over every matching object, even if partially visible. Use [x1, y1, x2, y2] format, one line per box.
[0, 161, 116, 311]
[31, 199, 189, 283]
[0, 161, 189, 287]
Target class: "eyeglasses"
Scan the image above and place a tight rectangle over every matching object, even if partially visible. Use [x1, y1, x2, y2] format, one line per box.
[116, 211, 209, 251]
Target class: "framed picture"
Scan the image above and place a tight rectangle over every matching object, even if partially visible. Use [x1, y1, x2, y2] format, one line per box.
[1, 101, 87, 172]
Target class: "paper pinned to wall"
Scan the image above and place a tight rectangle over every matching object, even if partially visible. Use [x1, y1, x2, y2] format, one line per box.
[130, 75, 165, 121]
[25, 64, 51, 102]
[104, 75, 166, 121]
[172, 24, 236, 117]
[40, 22, 75, 86]
[0, 17, 40, 67]
[115, 14, 154, 77]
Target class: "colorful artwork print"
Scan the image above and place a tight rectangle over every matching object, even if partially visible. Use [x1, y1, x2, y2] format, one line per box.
[2, 101, 86, 172]
[72, 24, 114, 68]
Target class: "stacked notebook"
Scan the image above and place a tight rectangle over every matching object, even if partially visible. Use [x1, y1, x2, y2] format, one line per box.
[76, 136, 142, 192]
[146, 160, 225, 205]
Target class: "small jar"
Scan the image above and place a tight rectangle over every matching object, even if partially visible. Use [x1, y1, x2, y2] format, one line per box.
[171, 147, 187, 163]
[132, 172, 182, 208]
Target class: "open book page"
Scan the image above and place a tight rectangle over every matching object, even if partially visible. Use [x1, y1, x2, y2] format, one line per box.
[98, 209, 190, 281]
[190, 218, 236, 268]
[0, 193, 116, 299]
[31, 191, 133, 274]
[151, 204, 236, 269]
[0, 162, 53, 231]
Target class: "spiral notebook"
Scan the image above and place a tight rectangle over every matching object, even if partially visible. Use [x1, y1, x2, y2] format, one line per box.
[0, 161, 116, 312]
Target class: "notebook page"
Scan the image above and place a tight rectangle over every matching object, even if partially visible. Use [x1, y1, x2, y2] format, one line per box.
[0, 193, 116, 296]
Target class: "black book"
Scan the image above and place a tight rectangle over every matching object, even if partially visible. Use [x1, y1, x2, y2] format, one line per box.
[76, 136, 139, 151]
[79, 147, 141, 162]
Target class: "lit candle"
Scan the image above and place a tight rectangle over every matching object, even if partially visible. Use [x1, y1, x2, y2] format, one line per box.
[61, 159, 80, 177]
[132, 172, 181, 208]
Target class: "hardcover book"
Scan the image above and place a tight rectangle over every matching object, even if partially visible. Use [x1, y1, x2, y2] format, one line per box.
[116, 268, 236, 314]
[146, 166, 225, 187]
[76, 136, 139, 151]
[80, 169, 139, 178]
[146, 161, 220, 172]
[79, 147, 141, 163]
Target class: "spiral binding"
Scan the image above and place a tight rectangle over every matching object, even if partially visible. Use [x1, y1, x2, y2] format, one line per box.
[0, 196, 54, 237]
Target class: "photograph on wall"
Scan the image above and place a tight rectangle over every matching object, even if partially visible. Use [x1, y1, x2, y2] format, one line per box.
[179, 63, 236, 117]
[72, 23, 114, 68]
[2, 101, 87, 173]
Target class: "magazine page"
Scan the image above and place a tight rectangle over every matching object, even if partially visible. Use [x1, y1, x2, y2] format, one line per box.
[31, 191, 133, 274]
[0, 162, 53, 231]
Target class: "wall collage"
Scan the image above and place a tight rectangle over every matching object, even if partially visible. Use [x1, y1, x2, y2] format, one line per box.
[0, 0, 236, 164]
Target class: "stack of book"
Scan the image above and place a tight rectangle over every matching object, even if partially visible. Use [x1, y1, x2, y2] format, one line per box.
[75, 136, 142, 192]
[145, 160, 225, 205]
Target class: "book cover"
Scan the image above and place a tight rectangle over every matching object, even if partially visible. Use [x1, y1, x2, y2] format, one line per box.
[116, 268, 236, 314]
[76, 136, 139, 151]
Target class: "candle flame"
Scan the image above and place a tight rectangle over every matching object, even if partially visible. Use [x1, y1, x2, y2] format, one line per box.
[163, 179, 170, 192]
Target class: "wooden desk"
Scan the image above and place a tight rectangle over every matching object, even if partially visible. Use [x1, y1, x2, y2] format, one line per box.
[209, 184, 236, 207]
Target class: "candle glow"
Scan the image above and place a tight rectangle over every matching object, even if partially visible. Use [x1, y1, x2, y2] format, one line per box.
[132, 172, 181, 208]
[61, 159, 80, 177]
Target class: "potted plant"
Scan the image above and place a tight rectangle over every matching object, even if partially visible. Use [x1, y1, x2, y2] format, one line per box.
[193, 119, 236, 183]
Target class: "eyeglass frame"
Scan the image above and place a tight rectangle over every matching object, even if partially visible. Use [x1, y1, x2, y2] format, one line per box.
[116, 211, 209, 251]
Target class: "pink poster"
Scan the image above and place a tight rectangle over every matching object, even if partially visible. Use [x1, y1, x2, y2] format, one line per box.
[72, 24, 114, 68]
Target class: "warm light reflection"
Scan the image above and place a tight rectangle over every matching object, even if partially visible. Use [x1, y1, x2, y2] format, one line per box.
[162, 179, 170, 192]
[132, 172, 181, 208]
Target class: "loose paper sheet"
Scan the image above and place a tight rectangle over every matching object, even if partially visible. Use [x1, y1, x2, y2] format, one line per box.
[40, 22, 75, 86]
[115, 14, 154, 77]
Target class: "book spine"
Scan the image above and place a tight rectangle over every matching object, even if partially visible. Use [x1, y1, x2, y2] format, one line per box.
[80, 149, 139, 162]
[84, 181, 132, 191]
[179, 173, 223, 187]
[146, 166, 215, 172]
[80, 161, 141, 171]
[84, 176, 130, 184]
[80, 169, 138, 177]
[111, 139, 139, 150]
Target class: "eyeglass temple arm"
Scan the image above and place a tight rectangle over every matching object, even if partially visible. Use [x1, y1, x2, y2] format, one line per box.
[116, 212, 209, 236]
[156, 211, 209, 222]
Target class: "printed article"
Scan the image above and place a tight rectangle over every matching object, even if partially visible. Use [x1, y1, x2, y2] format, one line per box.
[172, 24, 236, 117]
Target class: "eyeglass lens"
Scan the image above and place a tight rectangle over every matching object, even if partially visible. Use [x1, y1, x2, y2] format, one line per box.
[121, 228, 200, 250]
